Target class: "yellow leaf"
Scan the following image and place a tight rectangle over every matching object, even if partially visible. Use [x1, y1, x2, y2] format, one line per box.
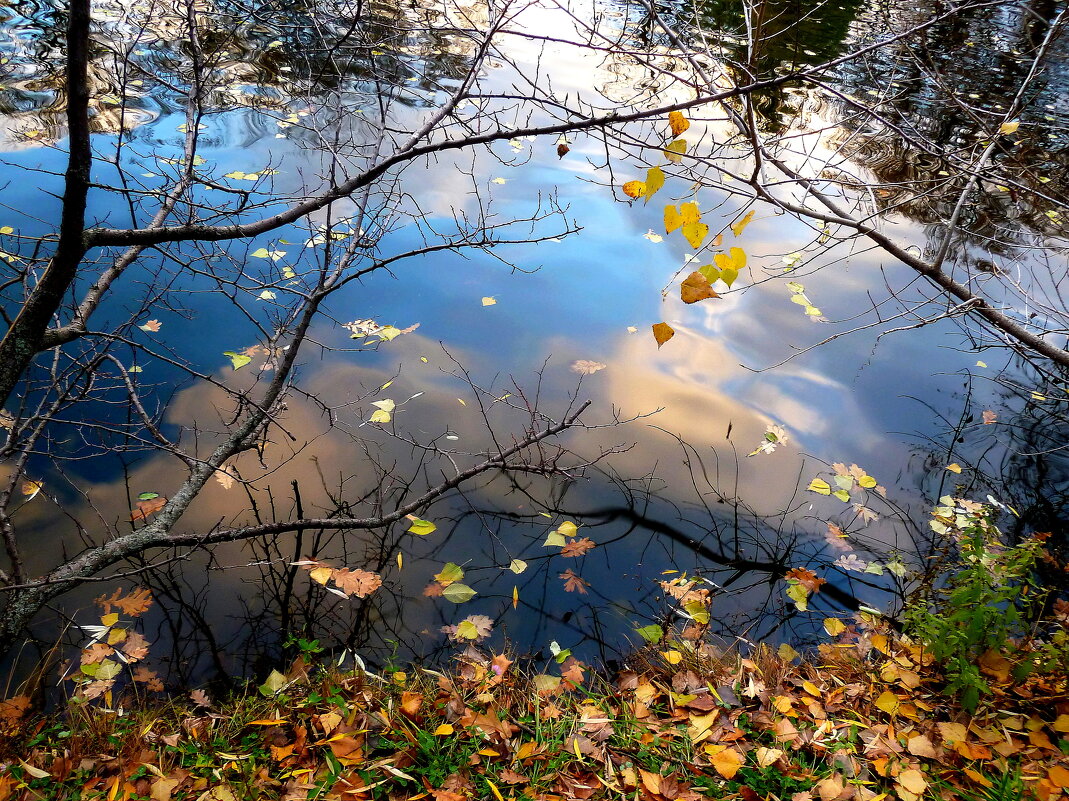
[755, 746, 783, 767]
[481, 296, 497, 306]
[679, 202, 701, 225]
[777, 642, 800, 661]
[622, 180, 647, 199]
[730, 210, 755, 237]
[309, 566, 333, 585]
[434, 724, 454, 736]
[664, 205, 683, 234]
[661, 650, 683, 665]
[999, 120, 1020, 134]
[101, 612, 120, 627]
[21, 480, 43, 499]
[823, 618, 846, 636]
[486, 780, 505, 801]
[875, 690, 900, 716]
[644, 167, 665, 202]
[714, 246, 746, 272]
[652, 322, 675, 348]
[705, 745, 743, 779]
[896, 769, 928, 795]
[663, 139, 687, 163]
[668, 110, 690, 137]
[808, 478, 831, 495]
[681, 221, 708, 249]
[946, 463, 962, 473]
[557, 521, 578, 537]
[369, 409, 391, 424]
[802, 681, 821, 697]
[513, 585, 519, 609]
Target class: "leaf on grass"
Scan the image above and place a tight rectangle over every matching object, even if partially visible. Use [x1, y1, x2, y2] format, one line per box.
[560, 569, 589, 594]
[705, 745, 744, 779]
[652, 322, 675, 348]
[681, 271, 720, 304]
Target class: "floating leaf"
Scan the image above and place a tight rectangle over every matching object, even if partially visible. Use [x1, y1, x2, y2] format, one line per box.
[777, 642, 800, 661]
[369, 398, 395, 424]
[681, 222, 709, 249]
[999, 120, 1020, 134]
[442, 583, 476, 603]
[664, 205, 683, 234]
[681, 271, 720, 304]
[407, 517, 436, 536]
[223, 351, 252, 370]
[571, 359, 607, 375]
[622, 180, 646, 199]
[698, 264, 720, 284]
[643, 166, 665, 203]
[556, 142, 569, 158]
[730, 210, 755, 237]
[807, 478, 831, 495]
[508, 559, 527, 574]
[643, 229, 663, 243]
[824, 618, 846, 636]
[663, 139, 687, 163]
[139, 319, 162, 332]
[668, 110, 690, 136]
[946, 463, 962, 473]
[435, 563, 464, 585]
[635, 624, 663, 642]
[785, 582, 809, 611]
[21, 480, 42, 500]
[652, 322, 675, 348]
[481, 296, 497, 306]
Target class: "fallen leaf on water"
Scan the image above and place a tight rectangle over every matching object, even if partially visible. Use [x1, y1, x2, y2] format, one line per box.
[560, 568, 589, 594]
[131, 495, 166, 521]
[681, 271, 720, 304]
[668, 110, 690, 136]
[652, 322, 674, 348]
[139, 319, 162, 332]
[570, 360, 606, 375]
[481, 296, 497, 306]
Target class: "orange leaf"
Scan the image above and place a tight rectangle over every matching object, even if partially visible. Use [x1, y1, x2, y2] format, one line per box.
[561, 537, 596, 557]
[560, 568, 589, 594]
[668, 110, 690, 137]
[681, 271, 720, 304]
[705, 745, 744, 779]
[130, 496, 166, 521]
[622, 180, 646, 199]
[652, 322, 675, 348]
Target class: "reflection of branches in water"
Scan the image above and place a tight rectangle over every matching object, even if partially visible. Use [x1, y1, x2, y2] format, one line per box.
[907, 361, 1069, 597]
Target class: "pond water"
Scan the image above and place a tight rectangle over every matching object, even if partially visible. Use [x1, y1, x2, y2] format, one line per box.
[1, 0, 1068, 687]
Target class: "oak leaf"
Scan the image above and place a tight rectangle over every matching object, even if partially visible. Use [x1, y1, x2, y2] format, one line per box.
[561, 537, 596, 557]
[331, 568, 382, 598]
[120, 631, 150, 662]
[560, 569, 589, 594]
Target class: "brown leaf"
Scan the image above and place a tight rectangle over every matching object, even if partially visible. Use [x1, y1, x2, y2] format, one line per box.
[561, 537, 596, 557]
[500, 768, 528, 785]
[982, 409, 997, 425]
[557, 143, 570, 159]
[141, 319, 162, 332]
[560, 568, 589, 594]
[423, 582, 444, 597]
[907, 734, 937, 759]
[0, 696, 31, 726]
[400, 691, 423, 716]
[132, 666, 163, 692]
[681, 271, 720, 304]
[120, 631, 150, 662]
[81, 643, 115, 664]
[331, 568, 382, 598]
[190, 689, 211, 707]
[131, 496, 166, 521]
[652, 322, 674, 348]
[785, 567, 826, 593]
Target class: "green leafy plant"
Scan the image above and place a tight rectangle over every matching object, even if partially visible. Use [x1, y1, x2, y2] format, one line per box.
[903, 496, 1065, 710]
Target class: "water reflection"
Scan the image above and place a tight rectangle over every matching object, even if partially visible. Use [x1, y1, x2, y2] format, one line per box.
[3, 0, 1068, 691]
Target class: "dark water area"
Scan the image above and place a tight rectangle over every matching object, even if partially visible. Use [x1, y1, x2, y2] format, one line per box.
[1, 0, 1068, 692]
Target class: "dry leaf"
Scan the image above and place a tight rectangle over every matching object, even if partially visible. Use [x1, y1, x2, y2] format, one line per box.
[681, 271, 720, 304]
[560, 569, 589, 594]
[561, 537, 596, 557]
[570, 360, 606, 375]
[331, 568, 382, 598]
[652, 322, 675, 348]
